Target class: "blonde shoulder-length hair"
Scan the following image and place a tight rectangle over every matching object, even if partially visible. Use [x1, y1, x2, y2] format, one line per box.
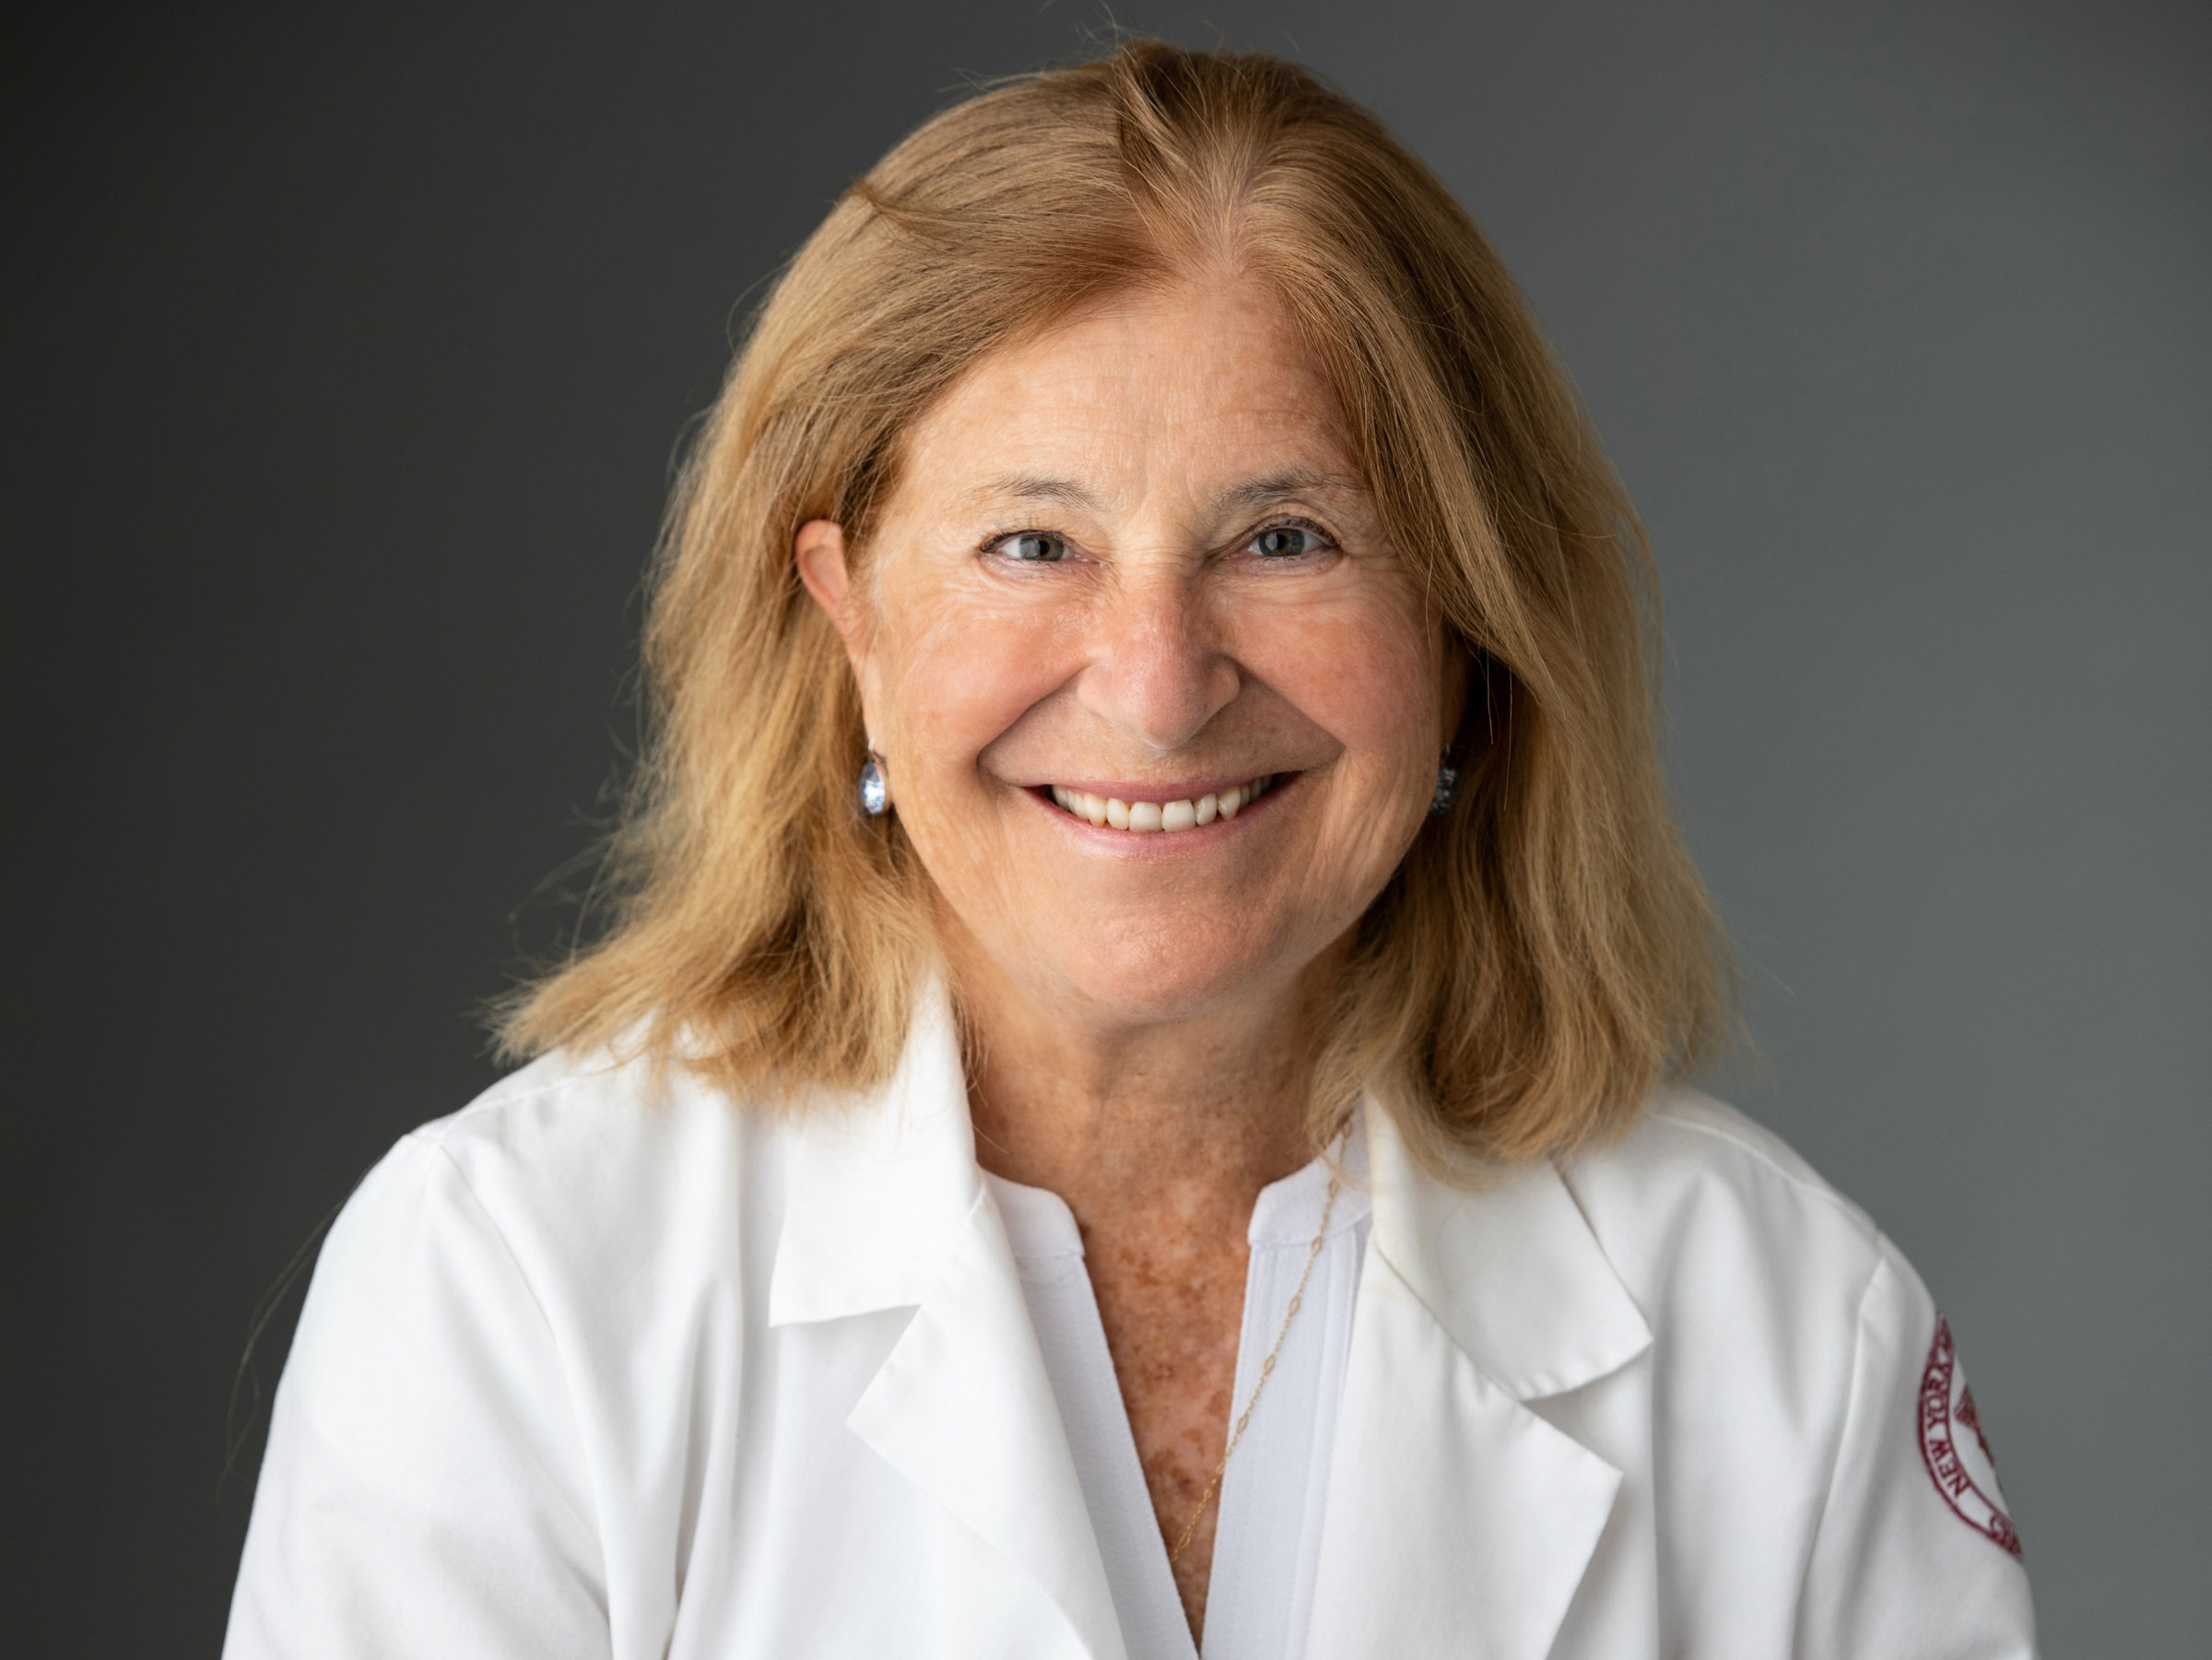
[500, 41, 1730, 1172]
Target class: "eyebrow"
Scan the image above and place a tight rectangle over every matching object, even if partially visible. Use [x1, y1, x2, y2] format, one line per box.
[1212, 468, 1365, 514]
[970, 467, 1366, 516]
[977, 475, 1105, 511]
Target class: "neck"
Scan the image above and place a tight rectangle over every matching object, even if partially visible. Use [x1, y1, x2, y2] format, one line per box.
[947, 936, 1348, 1240]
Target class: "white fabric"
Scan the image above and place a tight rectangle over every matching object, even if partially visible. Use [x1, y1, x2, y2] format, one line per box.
[983, 1136, 1372, 1660]
[225, 983, 2039, 1659]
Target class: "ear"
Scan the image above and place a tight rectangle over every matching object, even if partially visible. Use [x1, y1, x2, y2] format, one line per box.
[795, 518, 858, 637]
[795, 518, 883, 739]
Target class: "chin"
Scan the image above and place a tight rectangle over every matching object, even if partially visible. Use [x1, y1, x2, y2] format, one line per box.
[1041, 929, 1300, 1030]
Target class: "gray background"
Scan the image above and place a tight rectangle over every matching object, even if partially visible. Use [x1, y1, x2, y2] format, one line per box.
[5, 1, 2205, 1653]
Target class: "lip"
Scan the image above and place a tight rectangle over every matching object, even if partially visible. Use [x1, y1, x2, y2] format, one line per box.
[1022, 771, 1295, 843]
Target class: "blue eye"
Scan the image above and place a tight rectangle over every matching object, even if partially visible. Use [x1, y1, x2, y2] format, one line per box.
[998, 531, 1069, 563]
[1253, 524, 1325, 559]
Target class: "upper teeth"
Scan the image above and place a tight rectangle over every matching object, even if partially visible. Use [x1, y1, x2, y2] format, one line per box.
[1047, 777, 1275, 831]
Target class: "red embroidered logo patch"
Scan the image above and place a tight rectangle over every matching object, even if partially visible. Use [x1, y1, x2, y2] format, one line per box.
[1917, 1316, 2020, 1555]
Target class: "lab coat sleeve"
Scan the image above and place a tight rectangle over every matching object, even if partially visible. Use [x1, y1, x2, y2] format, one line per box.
[223, 1133, 611, 1660]
[1795, 1244, 2037, 1660]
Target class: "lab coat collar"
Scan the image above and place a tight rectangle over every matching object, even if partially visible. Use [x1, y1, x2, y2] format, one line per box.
[768, 981, 1124, 1659]
[768, 983, 1655, 1398]
[1360, 1102, 1653, 1402]
[767, 981, 982, 1326]
[1300, 1106, 1653, 1659]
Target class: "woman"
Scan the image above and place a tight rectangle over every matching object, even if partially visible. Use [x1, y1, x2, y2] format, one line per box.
[226, 43, 2038, 1660]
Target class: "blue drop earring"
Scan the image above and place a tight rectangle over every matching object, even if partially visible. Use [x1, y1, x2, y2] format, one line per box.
[857, 752, 889, 817]
[1430, 764, 1459, 815]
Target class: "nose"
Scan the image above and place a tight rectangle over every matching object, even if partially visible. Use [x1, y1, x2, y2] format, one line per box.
[1076, 567, 1240, 753]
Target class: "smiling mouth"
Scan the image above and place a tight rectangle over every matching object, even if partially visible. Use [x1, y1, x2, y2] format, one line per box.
[1042, 775, 1278, 833]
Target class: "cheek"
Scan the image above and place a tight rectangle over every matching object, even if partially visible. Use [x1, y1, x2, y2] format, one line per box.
[1243, 595, 1442, 778]
[876, 584, 1068, 783]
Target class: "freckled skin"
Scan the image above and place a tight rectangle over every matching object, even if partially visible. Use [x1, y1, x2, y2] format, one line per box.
[1086, 1183, 1251, 1619]
[798, 273, 1463, 1640]
[955, 938, 1347, 1631]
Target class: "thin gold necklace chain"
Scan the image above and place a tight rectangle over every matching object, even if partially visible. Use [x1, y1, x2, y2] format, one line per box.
[1167, 1160, 1346, 1567]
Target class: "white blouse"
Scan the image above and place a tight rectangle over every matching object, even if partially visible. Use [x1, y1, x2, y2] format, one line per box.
[984, 1131, 1373, 1660]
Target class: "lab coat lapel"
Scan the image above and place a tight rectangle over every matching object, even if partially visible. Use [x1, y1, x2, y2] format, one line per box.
[1305, 1107, 1652, 1659]
[847, 1185, 1124, 1659]
[768, 984, 1124, 1660]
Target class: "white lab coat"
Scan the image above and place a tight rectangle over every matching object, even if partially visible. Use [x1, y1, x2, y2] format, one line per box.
[225, 987, 2038, 1658]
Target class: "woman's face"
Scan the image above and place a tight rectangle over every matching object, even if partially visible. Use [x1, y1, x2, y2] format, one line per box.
[800, 274, 1462, 1031]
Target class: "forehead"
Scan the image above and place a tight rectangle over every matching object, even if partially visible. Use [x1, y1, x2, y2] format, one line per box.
[895, 276, 1361, 509]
